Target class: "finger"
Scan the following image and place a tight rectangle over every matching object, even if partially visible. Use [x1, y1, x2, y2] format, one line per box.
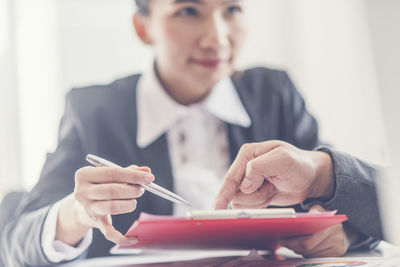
[281, 224, 341, 256]
[281, 230, 331, 254]
[240, 156, 271, 194]
[214, 145, 253, 209]
[305, 244, 346, 258]
[214, 141, 283, 209]
[128, 165, 151, 173]
[239, 160, 265, 194]
[138, 166, 151, 172]
[304, 225, 348, 258]
[232, 184, 275, 209]
[309, 204, 326, 214]
[127, 164, 139, 168]
[281, 236, 323, 256]
[303, 247, 332, 258]
[240, 147, 288, 194]
[302, 239, 332, 258]
[231, 182, 273, 206]
[231, 199, 271, 209]
[97, 216, 136, 245]
[82, 184, 145, 201]
[89, 199, 138, 215]
[76, 166, 155, 185]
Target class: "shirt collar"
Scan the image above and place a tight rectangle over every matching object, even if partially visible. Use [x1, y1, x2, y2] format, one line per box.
[136, 66, 252, 148]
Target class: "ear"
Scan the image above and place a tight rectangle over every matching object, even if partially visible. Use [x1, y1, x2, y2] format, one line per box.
[133, 13, 153, 45]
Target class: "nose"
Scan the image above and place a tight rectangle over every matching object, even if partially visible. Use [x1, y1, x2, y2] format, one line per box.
[199, 14, 230, 51]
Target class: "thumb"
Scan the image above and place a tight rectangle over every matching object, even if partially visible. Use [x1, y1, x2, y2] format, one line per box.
[240, 157, 269, 194]
[97, 215, 137, 245]
[214, 141, 282, 209]
[308, 204, 327, 214]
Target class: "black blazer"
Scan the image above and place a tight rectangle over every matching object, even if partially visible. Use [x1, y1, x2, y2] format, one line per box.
[1, 67, 321, 265]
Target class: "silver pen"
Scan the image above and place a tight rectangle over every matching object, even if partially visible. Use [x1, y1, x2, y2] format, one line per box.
[86, 154, 191, 207]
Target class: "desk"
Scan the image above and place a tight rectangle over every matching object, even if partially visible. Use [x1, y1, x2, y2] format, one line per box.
[62, 242, 400, 267]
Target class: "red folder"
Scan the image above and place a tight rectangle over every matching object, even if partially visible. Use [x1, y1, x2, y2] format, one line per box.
[113, 211, 347, 252]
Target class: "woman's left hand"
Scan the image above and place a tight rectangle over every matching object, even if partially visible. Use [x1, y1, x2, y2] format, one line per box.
[280, 205, 355, 258]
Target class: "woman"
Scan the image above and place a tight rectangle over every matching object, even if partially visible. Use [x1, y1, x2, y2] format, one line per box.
[0, 0, 381, 265]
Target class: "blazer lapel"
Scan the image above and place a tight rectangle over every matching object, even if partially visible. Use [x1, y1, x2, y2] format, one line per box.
[135, 133, 174, 216]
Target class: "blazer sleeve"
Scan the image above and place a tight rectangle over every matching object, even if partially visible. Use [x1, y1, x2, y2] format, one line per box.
[0, 90, 87, 266]
[302, 146, 383, 248]
[278, 72, 382, 246]
[278, 71, 320, 150]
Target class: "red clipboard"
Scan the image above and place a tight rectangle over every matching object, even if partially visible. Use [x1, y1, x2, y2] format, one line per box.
[112, 211, 347, 253]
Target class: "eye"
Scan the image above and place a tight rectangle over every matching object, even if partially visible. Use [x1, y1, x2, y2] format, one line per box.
[226, 5, 242, 15]
[176, 7, 199, 17]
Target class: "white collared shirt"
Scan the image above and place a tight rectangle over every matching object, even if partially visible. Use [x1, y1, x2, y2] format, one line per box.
[137, 66, 251, 215]
[42, 66, 251, 262]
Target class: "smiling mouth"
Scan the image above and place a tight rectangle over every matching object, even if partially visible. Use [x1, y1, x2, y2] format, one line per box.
[190, 58, 225, 69]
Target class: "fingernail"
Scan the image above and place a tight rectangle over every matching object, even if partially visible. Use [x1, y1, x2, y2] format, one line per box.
[128, 237, 139, 245]
[145, 173, 155, 183]
[241, 178, 253, 189]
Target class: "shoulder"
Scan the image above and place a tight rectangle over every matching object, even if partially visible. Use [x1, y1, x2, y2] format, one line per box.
[66, 74, 141, 104]
[232, 66, 298, 106]
[232, 66, 293, 96]
[65, 74, 141, 116]
[62, 74, 142, 131]
[234, 66, 288, 81]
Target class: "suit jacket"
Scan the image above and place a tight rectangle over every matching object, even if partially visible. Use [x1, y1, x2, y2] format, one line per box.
[0, 67, 382, 266]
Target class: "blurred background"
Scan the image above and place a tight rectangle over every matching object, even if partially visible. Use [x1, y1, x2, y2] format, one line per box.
[0, 0, 399, 240]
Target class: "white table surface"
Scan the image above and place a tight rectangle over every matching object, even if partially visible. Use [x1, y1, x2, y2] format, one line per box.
[62, 242, 400, 267]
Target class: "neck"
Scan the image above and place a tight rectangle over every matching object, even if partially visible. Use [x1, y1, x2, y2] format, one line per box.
[154, 63, 211, 106]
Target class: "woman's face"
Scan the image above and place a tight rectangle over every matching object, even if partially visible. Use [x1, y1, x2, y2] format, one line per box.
[140, 0, 247, 92]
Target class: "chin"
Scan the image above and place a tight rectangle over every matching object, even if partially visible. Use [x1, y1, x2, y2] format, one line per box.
[198, 67, 232, 81]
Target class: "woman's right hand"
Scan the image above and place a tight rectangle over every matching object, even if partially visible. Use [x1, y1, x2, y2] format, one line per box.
[56, 165, 155, 246]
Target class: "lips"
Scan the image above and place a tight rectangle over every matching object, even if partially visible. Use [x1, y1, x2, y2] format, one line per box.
[190, 58, 225, 68]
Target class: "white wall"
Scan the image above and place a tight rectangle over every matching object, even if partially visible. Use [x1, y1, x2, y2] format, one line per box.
[0, 0, 22, 197]
[1, 0, 392, 195]
[13, 0, 152, 190]
[57, 0, 152, 89]
[239, 0, 385, 163]
[14, 0, 62, 190]
[366, 0, 400, 246]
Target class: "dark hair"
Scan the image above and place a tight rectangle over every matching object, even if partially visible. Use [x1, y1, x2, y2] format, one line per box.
[135, 0, 151, 15]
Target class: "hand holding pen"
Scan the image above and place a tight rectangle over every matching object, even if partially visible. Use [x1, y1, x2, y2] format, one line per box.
[86, 154, 190, 207]
[56, 155, 189, 247]
[64, 162, 154, 246]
